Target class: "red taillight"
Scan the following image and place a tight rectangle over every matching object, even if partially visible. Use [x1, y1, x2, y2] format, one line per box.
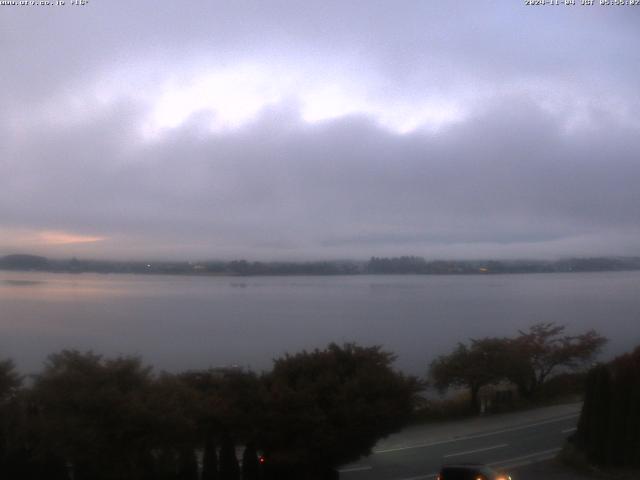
[259, 456, 265, 464]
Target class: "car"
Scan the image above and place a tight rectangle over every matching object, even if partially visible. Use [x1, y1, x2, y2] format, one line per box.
[437, 463, 512, 480]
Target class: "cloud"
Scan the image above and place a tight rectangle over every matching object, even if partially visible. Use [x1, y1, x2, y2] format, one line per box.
[1, 228, 105, 253]
[38, 231, 105, 246]
[2, 91, 639, 260]
[1, 1, 639, 259]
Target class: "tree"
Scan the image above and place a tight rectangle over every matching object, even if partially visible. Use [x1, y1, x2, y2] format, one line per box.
[260, 343, 420, 479]
[0, 358, 22, 467]
[241, 443, 260, 480]
[571, 345, 640, 468]
[0, 356, 68, 480]
[155, 448, 179, 480]
[0, 383, 69, 480]
[179, 367, 265, 443]
[176, 447, 198, 480]
[179, 367, 265, 480]
[219, 432, 240, 480]
[201, 433, 219, 480]
[0, 359, 21, 404]
[31, 350, 156, 480]
[505, 322, 607, 399]
[429, 338, 510, 412]
[146, 373, 200, 451]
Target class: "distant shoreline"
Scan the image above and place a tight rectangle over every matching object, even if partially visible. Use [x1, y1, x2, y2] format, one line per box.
[2, 253, 640, 277]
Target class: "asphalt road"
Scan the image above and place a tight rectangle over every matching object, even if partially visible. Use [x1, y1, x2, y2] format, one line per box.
[339, 404, 581, 480]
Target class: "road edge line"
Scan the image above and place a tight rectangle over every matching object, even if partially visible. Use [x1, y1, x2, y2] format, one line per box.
[374, 414, 579, 454]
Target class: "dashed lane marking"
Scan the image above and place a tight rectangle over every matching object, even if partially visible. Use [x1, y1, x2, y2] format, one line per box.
[394, 473, 438, 480]
[489, 447, 562, 469]
[443, 443, 508, 458]
[338, 465, 373, 473]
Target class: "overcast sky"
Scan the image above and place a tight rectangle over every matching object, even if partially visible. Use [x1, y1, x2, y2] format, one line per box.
[1, 1, 639, 261]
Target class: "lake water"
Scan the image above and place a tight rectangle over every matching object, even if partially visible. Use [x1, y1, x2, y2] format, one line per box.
[1, 270, 639, 375]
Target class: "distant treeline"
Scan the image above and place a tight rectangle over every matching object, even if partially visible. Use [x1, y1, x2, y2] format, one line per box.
[2, 253, 640, 276]
[366, 256, 640, 275]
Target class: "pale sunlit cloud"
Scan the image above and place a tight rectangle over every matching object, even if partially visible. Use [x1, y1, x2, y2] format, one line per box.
[20, 54, 627, 144]
[142, 64, 288, 139]
[138, 60, 469, 139]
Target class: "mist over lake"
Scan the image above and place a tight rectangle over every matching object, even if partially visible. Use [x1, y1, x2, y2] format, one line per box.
[1, 270, 639, 375]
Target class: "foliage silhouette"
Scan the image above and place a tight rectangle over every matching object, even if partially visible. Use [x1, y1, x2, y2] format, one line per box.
[429, 323, 607, 411]
[572, 346, 640, 467]
[505, 323, 607, 399]
[430, 337, 510, 412]
[260, 343, 420, 478]
[219, 432, 240, 480]
[0, 343, 419, 479]
[201, 434, 219, 480]
[241, 443, 260, 480]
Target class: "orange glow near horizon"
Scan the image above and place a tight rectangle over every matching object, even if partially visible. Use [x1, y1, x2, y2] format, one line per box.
[38, 230, 105, 245]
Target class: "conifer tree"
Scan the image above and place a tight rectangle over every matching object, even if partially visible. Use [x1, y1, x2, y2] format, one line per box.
[177, 447, 198, 480]
[241, 443, 260, 480]
[202, 434, 219, 480]
[219, 434, 239, 480]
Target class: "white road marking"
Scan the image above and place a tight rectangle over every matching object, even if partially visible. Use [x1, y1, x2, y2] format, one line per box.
[384, 448, 561, 480]
[489, 447, 562, 469]
[561, 427, 577, 433]
[374, 413, 579, 454]
[443, 443, 508, 458]
[388, 448, 562, 480]
[338, 465, 373, 473]
[395, 473, 437, 480]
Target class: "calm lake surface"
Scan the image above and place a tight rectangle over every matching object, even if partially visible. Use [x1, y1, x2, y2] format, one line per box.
[1, 270, 639, 375]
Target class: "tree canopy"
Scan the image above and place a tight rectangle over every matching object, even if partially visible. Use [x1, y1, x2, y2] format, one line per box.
[260, 343, 420, 479]
[31, 350, 156, 480]
[429, 323, 607, 410]
[430, 337, 510, 412]
[0, 343, 419, 480]
[571, 345, 640, 468]
[0, 359, 21, 404]
[505, 323, 607, 398]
